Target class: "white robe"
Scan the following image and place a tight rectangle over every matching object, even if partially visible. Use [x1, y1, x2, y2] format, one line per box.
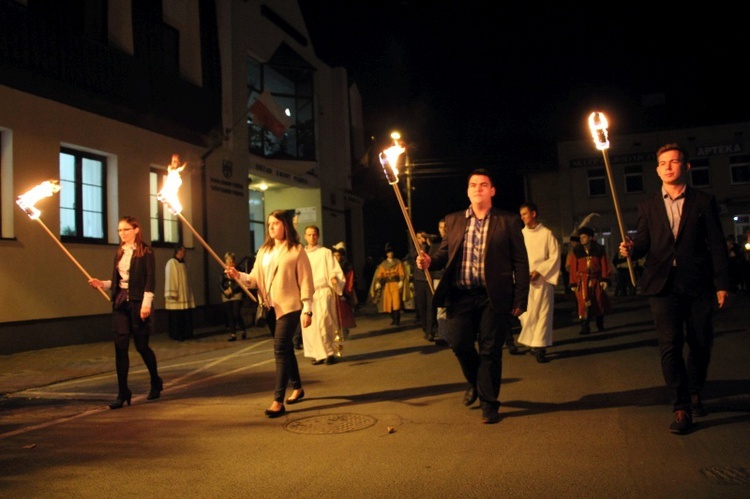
[518, 223, 561, 348]
[302, 245, 345, 361]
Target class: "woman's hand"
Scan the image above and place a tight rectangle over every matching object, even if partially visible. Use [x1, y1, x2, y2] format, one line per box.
[225, 267, 239, 280]
[301, 313, 312, 328]
[88, 278, 103, 289]
[140, 305, 151, 320]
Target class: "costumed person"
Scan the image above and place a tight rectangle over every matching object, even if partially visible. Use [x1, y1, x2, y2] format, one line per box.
[303, 225, 345, 365]
[516, 203, 561, 363]
[164, 244, 195, 341]
[569, 226, 612, 335]
[369, 243, 405, 325]
[88, 216, 163, 409]
[332, 242, 357, 339]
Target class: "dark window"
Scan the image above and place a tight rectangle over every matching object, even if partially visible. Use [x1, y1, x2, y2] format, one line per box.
[623, 165, 643, 193]
[59, 148, 106, 242]
[149, 169, 181, 246]
[689, 158, 710, 187]
[730, 154, 750, 184]
[247, 45, 315, 161]
[588, 168, 606, 197]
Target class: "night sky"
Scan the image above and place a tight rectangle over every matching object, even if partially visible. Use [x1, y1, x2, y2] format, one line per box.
[299, 1, 750, 257]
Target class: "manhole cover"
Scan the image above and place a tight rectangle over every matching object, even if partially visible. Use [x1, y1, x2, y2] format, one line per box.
[285, 413, 377, 434]
[701, 466, 750, 485]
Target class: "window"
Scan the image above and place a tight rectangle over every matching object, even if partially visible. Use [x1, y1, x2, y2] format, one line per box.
[689, 158, 710, 187]
[623, 165, 643, 194]
[149, 168, 181, 246]
[248, 189, 265, 254]
[588, 168, 606, 197]
[59, 148, 106, 242]
[730, 154, 750, 184]
[247, 45, 315, 161]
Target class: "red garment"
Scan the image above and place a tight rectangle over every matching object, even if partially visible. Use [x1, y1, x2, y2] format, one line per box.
[569, 242, 612, 319]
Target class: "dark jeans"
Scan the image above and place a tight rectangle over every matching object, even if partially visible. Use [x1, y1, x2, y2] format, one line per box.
[649, 287, 714, 413]
[266, 308, 302, 403]
[223, 299, 245, 333]
[444, 288, 509, 412]
[112, 297, 159, 396]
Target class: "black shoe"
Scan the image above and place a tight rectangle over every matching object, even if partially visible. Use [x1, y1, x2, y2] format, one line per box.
[108, 390, 132, 410]
[669, 410, 692, 434]
[241, 332, 247, 340]
[228, 335, 237, 342]
[534, 349, 549, 363]
[147, 378, 163, 400]
[596, 318, 606, 332]
[691, 394, 706, 417]
[265, 405, 286, 418]
[463, 385, 478, 406]
[311, 358, 326, 365]
[325, 355, 337, 365]
[286, 389, 305, 404]
[434, 339, 449, 347]
[481, 407, 501, 424]
[507, 344, 523, 355]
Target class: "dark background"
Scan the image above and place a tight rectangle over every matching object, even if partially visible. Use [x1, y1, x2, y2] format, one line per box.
[299, 1, 750, 257]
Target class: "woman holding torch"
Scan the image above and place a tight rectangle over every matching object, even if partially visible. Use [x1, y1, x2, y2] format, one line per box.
[88, 216, 163, 409]
[226, 210, 314, 418]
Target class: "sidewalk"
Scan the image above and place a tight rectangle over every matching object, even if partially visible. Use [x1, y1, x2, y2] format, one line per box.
[0, 305, 418, 395]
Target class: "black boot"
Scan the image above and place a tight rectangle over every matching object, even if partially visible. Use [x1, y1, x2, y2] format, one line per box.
[579, 319, 590, 335]
[393, 310, 401, 326]
[147, 377, 163, 400]
[109, 389, 132, 410]
[596, 316, 606, 332]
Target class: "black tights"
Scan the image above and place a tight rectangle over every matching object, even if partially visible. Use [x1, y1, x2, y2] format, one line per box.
[113, 302, 160, 395]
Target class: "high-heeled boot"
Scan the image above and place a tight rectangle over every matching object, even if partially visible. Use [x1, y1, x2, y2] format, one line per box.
[109, 389, 132, 410]
[147, 377, 163, 400]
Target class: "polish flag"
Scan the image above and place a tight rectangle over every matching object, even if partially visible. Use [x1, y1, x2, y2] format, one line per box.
[249, 90, 293, 138]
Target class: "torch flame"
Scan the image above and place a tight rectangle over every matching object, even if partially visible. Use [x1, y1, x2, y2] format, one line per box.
[16, 180, 61, 219]
[588, 112, 610, 151]
[156, 154, 186, 215]
[379, 141, 405, 185]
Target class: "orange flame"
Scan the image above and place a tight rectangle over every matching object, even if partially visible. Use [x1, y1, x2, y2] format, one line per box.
[16, 180, 61, 219]
[157, 154, 186, 215]
[379, 141, 405, 185]
[588, 112, 610, 151]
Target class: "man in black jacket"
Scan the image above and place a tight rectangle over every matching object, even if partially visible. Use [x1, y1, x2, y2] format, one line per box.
[620, 143, 730, 434]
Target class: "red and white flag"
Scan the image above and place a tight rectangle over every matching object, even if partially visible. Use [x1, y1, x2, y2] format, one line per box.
[249, 90, 293, 138]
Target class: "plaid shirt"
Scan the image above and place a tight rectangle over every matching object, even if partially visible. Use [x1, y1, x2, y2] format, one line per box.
[456, 207, 488, 289]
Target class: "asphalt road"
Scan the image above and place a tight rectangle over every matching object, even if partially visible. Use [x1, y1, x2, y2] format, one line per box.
[1, 294, 749, 498]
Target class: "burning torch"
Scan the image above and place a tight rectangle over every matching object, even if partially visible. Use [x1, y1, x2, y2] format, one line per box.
[156, 155, 257, 302]
[379, 136, 435, 294]
[588, 112, 636, 287]
[16, 180, 110, 301]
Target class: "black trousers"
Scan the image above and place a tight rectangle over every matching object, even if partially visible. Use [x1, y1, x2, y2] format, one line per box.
[112, 296, 159, 395]
[444, 288, 509, 412]
[648, 284, 714, 413]
[413, 279, 436, 337]
[266, 308, 302, 403]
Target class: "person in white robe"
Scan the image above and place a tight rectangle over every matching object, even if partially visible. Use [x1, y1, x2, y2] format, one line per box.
[517, 203, 561, 363]
[303, 226, 345, 365]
